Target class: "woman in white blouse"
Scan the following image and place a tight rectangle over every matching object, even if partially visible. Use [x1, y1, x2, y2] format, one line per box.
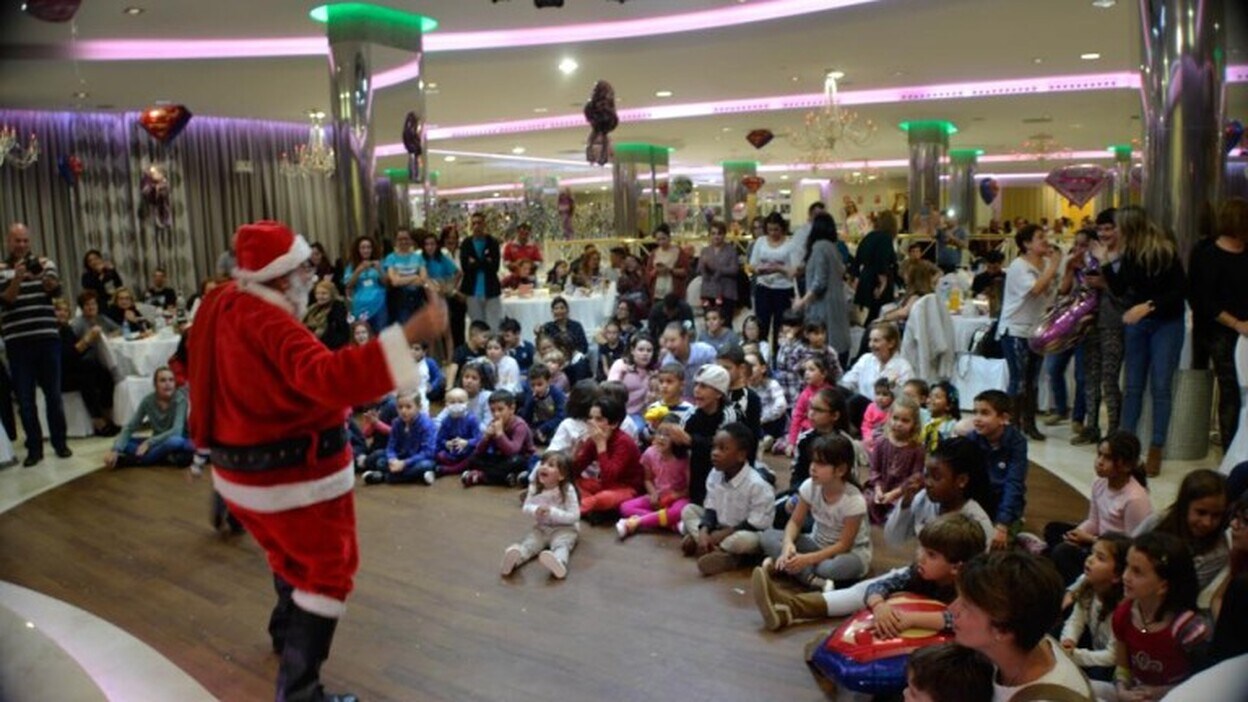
[838, 321, 914, 430]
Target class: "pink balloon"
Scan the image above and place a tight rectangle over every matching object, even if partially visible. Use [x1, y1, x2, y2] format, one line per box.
[1029, 288, 1099, 355]
[1044, 165, 1109, 208]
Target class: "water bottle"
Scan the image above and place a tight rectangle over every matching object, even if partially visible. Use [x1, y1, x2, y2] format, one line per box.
[122, 320, 133, 340]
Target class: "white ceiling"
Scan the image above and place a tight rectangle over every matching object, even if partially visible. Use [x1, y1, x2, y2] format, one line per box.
[2, 0, 1245, 191]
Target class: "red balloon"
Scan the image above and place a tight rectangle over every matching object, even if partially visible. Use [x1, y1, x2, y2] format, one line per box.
[746, 129, 774, 150]
[742, 176, 765, 194]
[23, 0, 81, 22]
[139, 104, 193, 144]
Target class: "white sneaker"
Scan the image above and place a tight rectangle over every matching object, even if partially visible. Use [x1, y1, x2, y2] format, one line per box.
[422, 469, 435, 486]
[500, 545, 523, 576]
[615, 519, 630, 540]
[538, 550, 567, 579]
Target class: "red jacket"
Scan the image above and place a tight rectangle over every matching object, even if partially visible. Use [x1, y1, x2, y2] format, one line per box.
[573, 429, 643, 493]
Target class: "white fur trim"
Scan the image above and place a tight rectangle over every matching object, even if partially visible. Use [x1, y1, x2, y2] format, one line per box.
[237, 280, 296, 315]
[378, 324, 419, 391]
[293, 590, 346, 618]
[212, 464, 353, 514]
[232, 234, 311, 283]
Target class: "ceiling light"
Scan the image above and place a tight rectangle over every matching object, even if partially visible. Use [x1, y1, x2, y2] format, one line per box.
[827, 70, 845, 80]
[558, 58, 579, 75]
[492, 192, 500, 197]
[655, 90, 673, 98]
[426, 82, 438, 89]
[791, 76, 800, 82]
[721, 127, 733, 132]
[443, 155, 456, 162]
[511, 146, 526, 154]
[1033, 57, 1044, 64]
[72, 91, 89, 99]
[123, 6, 144, 15]
[1091, 0, 1116, 7]
[780, 174, 789, 180]
[600, 186, 608, 191]
[1081, 52, 1102, 60]
[533, 107, 548, 113]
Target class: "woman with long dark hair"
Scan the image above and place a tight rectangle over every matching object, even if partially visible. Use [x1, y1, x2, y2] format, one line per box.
[852, 210, 900, 358]
[748, 212, 798, 348]
[440, 225, 468, 349]
[792, 212, 850, 366]
[343, 235, 386, 333]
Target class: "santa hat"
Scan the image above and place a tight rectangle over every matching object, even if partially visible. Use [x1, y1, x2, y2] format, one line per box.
[231, 220, 311, 283]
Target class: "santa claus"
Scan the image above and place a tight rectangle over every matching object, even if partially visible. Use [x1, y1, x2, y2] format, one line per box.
[189, 220, 447, 702]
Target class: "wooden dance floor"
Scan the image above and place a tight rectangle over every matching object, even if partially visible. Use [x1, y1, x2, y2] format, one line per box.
[0, 458, 1087, 701]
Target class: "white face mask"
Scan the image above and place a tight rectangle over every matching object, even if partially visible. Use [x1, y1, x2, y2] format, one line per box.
[446, 402, 468, 417]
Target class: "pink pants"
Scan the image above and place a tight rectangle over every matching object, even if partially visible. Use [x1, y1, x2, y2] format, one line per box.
[618, 495, 690, 532]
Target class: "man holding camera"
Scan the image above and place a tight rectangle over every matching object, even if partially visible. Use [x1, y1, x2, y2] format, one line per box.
[1, 222, 70, 466]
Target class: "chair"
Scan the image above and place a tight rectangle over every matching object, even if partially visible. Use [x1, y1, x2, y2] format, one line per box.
[35, 389, 94, 438]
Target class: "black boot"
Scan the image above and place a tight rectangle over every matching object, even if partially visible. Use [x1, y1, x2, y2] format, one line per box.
[269, 575, 295, 654]
[277, 605, 358, 702]
[1020, 389, 1045, 441]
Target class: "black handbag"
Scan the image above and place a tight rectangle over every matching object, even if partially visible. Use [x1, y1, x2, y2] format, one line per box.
[971, 320, 1003, 359]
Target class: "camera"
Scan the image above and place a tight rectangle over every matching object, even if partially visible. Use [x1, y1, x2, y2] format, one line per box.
[24, 255, 42, 277]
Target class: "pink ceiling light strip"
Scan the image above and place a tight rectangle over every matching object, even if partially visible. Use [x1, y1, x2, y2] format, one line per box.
[418, 72, 1161, 142]
[70, 0, 879, 61]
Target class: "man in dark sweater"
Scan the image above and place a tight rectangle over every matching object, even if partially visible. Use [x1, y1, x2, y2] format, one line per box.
[1, 223, 70, 466]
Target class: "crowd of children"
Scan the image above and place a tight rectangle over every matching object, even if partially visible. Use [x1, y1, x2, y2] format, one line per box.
[325, 307, 1244, 701]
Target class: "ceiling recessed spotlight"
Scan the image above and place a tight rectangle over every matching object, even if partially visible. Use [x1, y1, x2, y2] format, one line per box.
[443, 155, 456, 162]
[780, 174, 789, 181]
[533, 107, 548, 113]
[1033, 57, 1044, 64]
[72, 91, 89, 99]
[721, 127, 733, 132]
[511, 146, 526, 155]
[123, 6, 144, 15]
[492, 192, 500, 198]
[1081, 52, 1102, 60]
[600, 185, 609, 191]
[558, 58, 579, 75]
[655, 90, 673, 98]
[1091, 0, 1116, 7]
[790, 75, 800, 82]
[426, 82, 438, 89]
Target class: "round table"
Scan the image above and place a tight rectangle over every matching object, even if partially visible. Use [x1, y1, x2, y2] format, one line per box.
[100, 333, 182, 380]
[501, 290, 615, 341]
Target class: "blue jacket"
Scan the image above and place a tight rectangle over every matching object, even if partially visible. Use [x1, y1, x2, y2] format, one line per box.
[508, 340, 536, 373]
[387, 414, 437, 467]
[422, 357, 445, 398]
[969, 426, 1028, 526]
[520, 383, 566, 438]
[434, 411, 482, 459]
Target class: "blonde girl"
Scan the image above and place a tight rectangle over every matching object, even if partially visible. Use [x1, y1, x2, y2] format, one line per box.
[865, 395, 925, 525]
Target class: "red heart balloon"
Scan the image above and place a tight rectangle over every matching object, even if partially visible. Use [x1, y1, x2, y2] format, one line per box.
[23, 0, 82, 22]
[746, 129, 774, 150]
[139, 104, 193, 144]
[742, 176, 765, 194]
[1044, 165, 1108, 208]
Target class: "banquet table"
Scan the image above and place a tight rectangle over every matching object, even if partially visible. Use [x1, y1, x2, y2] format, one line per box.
[501, 290, 615, 340]
[99, 333, 181, 380]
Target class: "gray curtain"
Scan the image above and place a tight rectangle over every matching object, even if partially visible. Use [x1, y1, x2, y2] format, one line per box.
[0, 109, 340, 301]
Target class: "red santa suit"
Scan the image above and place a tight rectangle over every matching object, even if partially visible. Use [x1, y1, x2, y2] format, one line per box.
[189, 223, 419, 619]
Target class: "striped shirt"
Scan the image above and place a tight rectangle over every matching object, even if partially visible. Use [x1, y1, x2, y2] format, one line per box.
[0, 257, 61, 344]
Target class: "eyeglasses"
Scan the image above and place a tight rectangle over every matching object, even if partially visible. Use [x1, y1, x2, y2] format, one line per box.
[809, 405, 831, 414]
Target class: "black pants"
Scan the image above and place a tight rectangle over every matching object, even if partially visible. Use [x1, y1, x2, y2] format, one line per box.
[0, 362, 15, 441]
[470, 453, 529, 485]
[1209, 330, 1242, 451]
[62, 359, 114, 419]
[1043, 521, 1088, 586]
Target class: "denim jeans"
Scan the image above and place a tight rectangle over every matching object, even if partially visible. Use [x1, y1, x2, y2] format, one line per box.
[1121, 315, 1184, 447]
[8, 337, 66, 455]
[118, 435, 195, 465]
[1001, 333, 1042, 402]
[1044, 345, 1086, 421]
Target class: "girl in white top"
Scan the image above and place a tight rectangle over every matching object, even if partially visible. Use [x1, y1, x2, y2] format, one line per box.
[760, 433, 871, 590]
[739, 315, 771, 364]
[547, 380, 597, 454]
[485, 334, 522, 394]
[501, 450, 580, 580]
[1060, 533, 1131, 673]
[838, 321, 914, 399]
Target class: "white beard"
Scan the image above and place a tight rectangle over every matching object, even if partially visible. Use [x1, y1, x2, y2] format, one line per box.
[284, 271, 313, 318]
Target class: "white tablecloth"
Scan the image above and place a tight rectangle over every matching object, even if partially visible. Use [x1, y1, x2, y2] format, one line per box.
[502, 291, 615, 340]
[100, 334, 181, 380]
[951, 354, 1009, 411]
[113, 376, 154, 427]
[951, 314, 993, 353]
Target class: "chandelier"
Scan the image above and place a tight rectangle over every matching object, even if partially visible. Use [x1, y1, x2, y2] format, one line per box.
[280, 110, 334, 177]
[0, 126, 39, 169]
[787, 72, 876, 168]
[1015, 133, 1072, 162]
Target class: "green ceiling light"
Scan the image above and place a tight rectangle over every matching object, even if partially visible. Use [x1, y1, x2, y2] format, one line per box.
[309, 4, 439, 33]
[1107, 144, 1134, 159]
[898, 120, 958, 136]
[614, 143, 671, 165]
[948, 148, 984, 158]
[383, 167, 410, 183]
[720, 160, 760, 168]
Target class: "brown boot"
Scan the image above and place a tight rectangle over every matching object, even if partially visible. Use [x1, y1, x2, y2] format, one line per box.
[1146, 446, 1162, 477]
[752, 566, 828, 631]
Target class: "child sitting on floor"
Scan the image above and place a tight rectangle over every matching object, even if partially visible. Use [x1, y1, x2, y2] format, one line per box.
[1060, 532, 1131, 682]
[501, 450, 579, 580]
[500, 317, 536, 374]
[616, 413, 690, 539]
[361, 391, 437, 486]
[104, 366, 193, 469]
[434, 388, 483, 476]
[865, 395, 926, 525]
[547, 379, 598, 455]
[520, 365, 566, 445]
[920, 381, 960, 452]
[904, 643, 995, 702]
[967, 389, 1029, 551]
[485, 334, 522, 394]
[861, 377, 894, 452]
[679, 422, 775, 577]
[573, 394, 643, 521]
[462, 389, 535, 488]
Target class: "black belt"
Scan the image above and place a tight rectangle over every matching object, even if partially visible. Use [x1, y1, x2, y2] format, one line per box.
[210, 427, 348, 472]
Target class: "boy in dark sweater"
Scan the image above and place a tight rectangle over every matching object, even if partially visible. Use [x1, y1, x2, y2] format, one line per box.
[362, 392, 437, 485]
[463, 390, 535, 488]
[520, 365, 566, 445]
